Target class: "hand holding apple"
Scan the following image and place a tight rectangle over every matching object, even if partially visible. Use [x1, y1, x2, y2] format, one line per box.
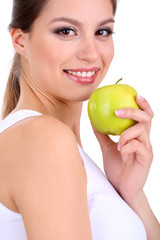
[88, 79, 140, 135]
[90, 84, 154, 208]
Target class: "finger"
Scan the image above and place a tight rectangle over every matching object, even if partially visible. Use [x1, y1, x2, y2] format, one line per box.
[136, 95, 154, 118]
[118, 123, 152, 151]
[120, 139, 153, 166]
[91, 124, 115, 150]
[115, 107, 152, 123]
[121, 153, 130, 163]
[115, 95, 154, 124]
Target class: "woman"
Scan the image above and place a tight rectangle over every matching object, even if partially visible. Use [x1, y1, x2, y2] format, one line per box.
[0, 0, 159, 239]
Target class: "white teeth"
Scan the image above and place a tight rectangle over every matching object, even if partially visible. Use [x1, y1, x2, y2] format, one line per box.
[77, 72, 81, 76]
[66, 70, 96, 77]
[82, 72, 87, 77]
[87, 71, 92, 77]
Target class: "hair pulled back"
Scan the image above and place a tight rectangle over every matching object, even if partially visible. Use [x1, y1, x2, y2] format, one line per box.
[2, 0, 117, 119]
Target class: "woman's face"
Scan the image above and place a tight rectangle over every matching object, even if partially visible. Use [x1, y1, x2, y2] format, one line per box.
[23, 0, 114, 102]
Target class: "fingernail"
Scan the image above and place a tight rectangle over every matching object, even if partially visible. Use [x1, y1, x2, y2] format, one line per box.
[117, 142, 121, 151]
[115, 109, 126, 116]
[137, 94, 144, 101]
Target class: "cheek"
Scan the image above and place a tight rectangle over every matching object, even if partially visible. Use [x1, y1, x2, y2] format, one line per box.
[33, 39, 73, 72]
[97, 40, 114, 83]
[26, 37, 74, 93]
[26, 40, 60, 80]
[101, 40, 114, 66]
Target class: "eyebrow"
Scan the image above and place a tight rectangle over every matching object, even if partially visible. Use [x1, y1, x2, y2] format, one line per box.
[49, 17, 115, 27]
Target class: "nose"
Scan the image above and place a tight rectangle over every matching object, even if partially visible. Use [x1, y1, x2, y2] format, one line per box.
[76, 37, 99, 62]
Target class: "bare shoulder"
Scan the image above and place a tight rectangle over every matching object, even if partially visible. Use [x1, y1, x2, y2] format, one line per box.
[16, 114, 85, 177]
[11, 114, 86, 190]
[10, 114, 81, 162]
[20, 113, 77, 143]
[2, 114, 82, 172]
[9, 115, 91, 240]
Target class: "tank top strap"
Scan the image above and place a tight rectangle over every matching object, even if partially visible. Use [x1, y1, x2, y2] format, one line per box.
[0, 109, 42, 133]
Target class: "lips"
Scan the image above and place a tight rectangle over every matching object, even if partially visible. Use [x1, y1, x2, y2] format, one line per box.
[63, 67, 101, 84]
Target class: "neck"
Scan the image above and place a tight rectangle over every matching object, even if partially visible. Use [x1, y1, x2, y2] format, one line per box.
[14, 80, 83, 147]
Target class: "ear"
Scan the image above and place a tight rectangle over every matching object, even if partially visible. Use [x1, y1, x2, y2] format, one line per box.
[10, 28, 28, 58]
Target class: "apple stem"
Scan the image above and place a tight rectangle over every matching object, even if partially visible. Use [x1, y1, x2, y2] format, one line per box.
[115, 78, 123, 84]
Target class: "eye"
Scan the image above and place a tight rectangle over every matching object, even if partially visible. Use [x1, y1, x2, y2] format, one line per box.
[54, 27, 77, 36]
[95, 28, 114, 37]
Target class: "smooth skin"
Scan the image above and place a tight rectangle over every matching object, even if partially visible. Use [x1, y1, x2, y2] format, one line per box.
[93, 95, 160, 239]
[0, 115, 92, 239]
[0, 0, 114, 239]
[0, 0, 160, 239]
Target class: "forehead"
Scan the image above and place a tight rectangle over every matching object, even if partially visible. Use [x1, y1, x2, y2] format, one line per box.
[39, 0, 113, 23]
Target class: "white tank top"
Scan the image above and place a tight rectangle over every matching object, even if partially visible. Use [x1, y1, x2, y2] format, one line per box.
[0, 110, 147, 240]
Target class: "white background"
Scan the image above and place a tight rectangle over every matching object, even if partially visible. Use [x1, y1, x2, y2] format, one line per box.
[0, 1, 160, 221]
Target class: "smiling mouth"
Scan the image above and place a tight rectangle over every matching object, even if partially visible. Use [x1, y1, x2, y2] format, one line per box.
[63, 67, 100, 84]
[64, 69, 97, 78]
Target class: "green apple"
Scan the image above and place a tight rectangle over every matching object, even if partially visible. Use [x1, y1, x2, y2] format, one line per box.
[88, 80, 139, 135]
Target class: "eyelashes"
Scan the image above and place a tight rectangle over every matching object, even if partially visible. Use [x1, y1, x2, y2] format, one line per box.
[54, 27, 77, 36]
[95, 28, 114, 36]
[53, 26, 114, 38]
[95, 28, 114, 38]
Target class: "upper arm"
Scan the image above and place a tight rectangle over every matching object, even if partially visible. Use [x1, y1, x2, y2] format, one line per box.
[12, 116, 92, 240]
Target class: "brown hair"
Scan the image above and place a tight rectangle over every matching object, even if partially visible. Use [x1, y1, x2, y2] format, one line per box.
[2, 0, 117, 119]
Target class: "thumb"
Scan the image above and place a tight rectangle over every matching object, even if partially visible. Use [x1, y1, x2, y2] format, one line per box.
[91, 124, 115, 151]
